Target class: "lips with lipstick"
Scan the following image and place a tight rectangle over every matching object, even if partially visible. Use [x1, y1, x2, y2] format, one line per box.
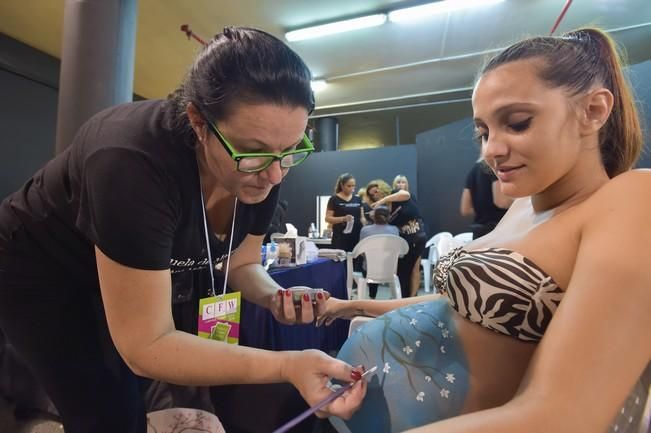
[495, 164, 525, 181]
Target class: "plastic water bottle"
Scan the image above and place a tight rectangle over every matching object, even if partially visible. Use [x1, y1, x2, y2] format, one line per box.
[261, 244, 267, 265]
[268, 241, 278, 264]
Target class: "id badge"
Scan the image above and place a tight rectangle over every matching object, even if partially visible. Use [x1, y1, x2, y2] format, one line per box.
[198, 292, 241, 345]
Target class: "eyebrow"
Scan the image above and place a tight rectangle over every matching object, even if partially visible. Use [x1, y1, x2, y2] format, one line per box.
[474, 102, 539, 126]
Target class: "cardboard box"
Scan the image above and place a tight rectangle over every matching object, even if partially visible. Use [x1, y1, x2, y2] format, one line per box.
[273, 236, 307, 266]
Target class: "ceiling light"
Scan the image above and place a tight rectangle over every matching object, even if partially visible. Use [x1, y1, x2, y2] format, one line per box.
[286, 14, 387, 42]
[388, 0, 505, 23]
[311, 80, 328, 92]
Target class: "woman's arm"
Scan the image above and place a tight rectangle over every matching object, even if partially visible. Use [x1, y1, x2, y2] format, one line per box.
[404, 171, 651, 433]
[325, 209, 351, 225]
[317, 294, 444, 326]
[459, 188, 475, 217]
[226, 233, 326, 323]
[95, 246, 365, 416]
[373, 190, 410, 208]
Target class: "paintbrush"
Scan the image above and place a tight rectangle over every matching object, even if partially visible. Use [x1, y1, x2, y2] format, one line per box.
[271, 365, 378, 433]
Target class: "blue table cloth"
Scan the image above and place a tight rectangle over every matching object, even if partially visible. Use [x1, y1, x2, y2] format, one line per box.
[239, 257, 350, 354]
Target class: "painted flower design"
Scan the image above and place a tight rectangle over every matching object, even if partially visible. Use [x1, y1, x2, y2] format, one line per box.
[440, 388, 450, 399]
[440, 345, 446, 354]
[415, 340, 421, 347]
[383, 362, 391, 374]
[403, 345, 413, 355]
[445, 373, 456, 383]
[416, 391, 425, 402]
[425, 376, 432, 382]
[409, 318, 418, 326]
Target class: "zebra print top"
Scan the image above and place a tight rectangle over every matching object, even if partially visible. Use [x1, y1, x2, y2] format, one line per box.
[433, 247, 564, 342]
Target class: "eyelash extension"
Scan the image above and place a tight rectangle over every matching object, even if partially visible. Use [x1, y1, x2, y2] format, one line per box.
[472, 116, 532, 145]
[509, 117, 533, 132]
[473, 130, 487, 145]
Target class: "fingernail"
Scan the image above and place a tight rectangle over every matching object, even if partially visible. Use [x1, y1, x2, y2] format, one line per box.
[277, 289, 283, 297]
[316, 292, 324, 300]
[303, 293, 310, 301]
[350, 370, 362, 381]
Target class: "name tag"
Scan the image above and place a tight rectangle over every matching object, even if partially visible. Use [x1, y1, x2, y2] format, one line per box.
[197, 292, 241, 344]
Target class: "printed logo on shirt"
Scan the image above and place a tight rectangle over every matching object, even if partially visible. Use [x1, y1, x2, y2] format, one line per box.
[170, 252, 231, 274]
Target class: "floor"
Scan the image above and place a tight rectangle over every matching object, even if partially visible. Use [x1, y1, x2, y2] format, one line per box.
[0, 396, 62, 433]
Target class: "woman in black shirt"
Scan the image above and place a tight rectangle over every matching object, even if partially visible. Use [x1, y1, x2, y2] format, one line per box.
[0, 27, 364, 433]
[367, 180, 427, 298]
[326, 173, 366, 252]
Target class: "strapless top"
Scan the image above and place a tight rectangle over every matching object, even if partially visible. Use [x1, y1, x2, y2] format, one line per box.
[434, 247, 564, 341]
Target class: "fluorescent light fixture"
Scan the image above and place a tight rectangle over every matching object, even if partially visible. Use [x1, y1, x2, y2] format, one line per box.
[311, 80, 328, 92]
[286, 14, 387, 42]
[388, 0, 505, 23]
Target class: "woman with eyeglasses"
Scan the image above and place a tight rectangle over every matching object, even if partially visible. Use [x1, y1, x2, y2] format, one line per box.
[320, 28, 650, 433]
[0, 27, 365, 433]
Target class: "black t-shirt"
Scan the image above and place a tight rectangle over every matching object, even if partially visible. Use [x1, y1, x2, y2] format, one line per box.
[326, 194, 363, 240]
[465, 162, 507, 226]
[389, 189, 422, 228]
[0, 100, 278, 289]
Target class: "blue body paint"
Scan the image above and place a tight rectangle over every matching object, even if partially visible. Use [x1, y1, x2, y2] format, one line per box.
[333, 298, 470, 433]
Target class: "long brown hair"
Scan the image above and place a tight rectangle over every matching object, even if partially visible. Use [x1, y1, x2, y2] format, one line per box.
[481, 28, 643, 178]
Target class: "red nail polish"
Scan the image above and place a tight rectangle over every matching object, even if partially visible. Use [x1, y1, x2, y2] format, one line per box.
[277, 289, 283, 296]
[303, 293, 310, 301]
[350, 370, 362, 381]
[316, 292, 324, 300]
[285, 290, 291, 297]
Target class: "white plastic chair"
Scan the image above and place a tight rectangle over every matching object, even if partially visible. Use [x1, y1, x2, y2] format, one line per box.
[453, 231, 473, 248]
[346, 234, 409, 300]
[420, 232, 453, 293]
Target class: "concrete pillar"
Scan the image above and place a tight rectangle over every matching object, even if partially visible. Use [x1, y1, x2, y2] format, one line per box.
[315, 117, 339, 152]
[55, 0, 138, 153]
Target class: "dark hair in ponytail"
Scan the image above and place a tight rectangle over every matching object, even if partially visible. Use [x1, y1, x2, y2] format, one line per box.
[481, 28, 643, 177]
[168, 26, 314, 146]
[335, 173, 355, 193]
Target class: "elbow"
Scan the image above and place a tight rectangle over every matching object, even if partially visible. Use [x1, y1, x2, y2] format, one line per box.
[115, 345, 150, 377]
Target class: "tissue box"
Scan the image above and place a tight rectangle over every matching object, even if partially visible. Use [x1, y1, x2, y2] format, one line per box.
[273, 236, 307, 266]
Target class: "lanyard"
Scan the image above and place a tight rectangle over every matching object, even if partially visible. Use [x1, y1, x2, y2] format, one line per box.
[199, 183, 238, 297]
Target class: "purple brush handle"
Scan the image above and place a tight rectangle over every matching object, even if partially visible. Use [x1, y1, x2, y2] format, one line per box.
[271, 382, 353, 433]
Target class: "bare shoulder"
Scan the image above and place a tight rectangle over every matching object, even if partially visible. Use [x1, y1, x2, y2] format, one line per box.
[580, 169, 651, 253]
[584, 169, 651, 217]
[592, 168, 651, 201]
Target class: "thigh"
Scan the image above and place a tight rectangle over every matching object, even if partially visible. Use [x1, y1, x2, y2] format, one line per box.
[0, 274, 146, 433]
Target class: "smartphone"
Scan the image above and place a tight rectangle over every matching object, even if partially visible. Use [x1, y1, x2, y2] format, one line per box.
[289, 287, 325, 306]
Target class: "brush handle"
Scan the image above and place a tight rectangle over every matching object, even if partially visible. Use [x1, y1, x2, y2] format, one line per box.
[271, 382, 353, 433]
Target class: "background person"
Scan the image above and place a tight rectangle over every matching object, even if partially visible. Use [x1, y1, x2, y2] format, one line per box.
[325, 173, 366, 253]
[358, 205, 400, 299]
[460, 160, 513, 238]
[0, 27, 365, 433]
[368, 180, 427, 298]
[320, 28, 650, 433]
[392, 174, 426, 295]
[357, 187, 373, 222]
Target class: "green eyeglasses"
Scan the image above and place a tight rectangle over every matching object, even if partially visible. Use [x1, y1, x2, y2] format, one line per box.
[204, 118, 314, 173]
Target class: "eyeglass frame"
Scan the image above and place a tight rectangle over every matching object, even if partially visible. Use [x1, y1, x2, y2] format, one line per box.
[202, 116, 315, 173]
